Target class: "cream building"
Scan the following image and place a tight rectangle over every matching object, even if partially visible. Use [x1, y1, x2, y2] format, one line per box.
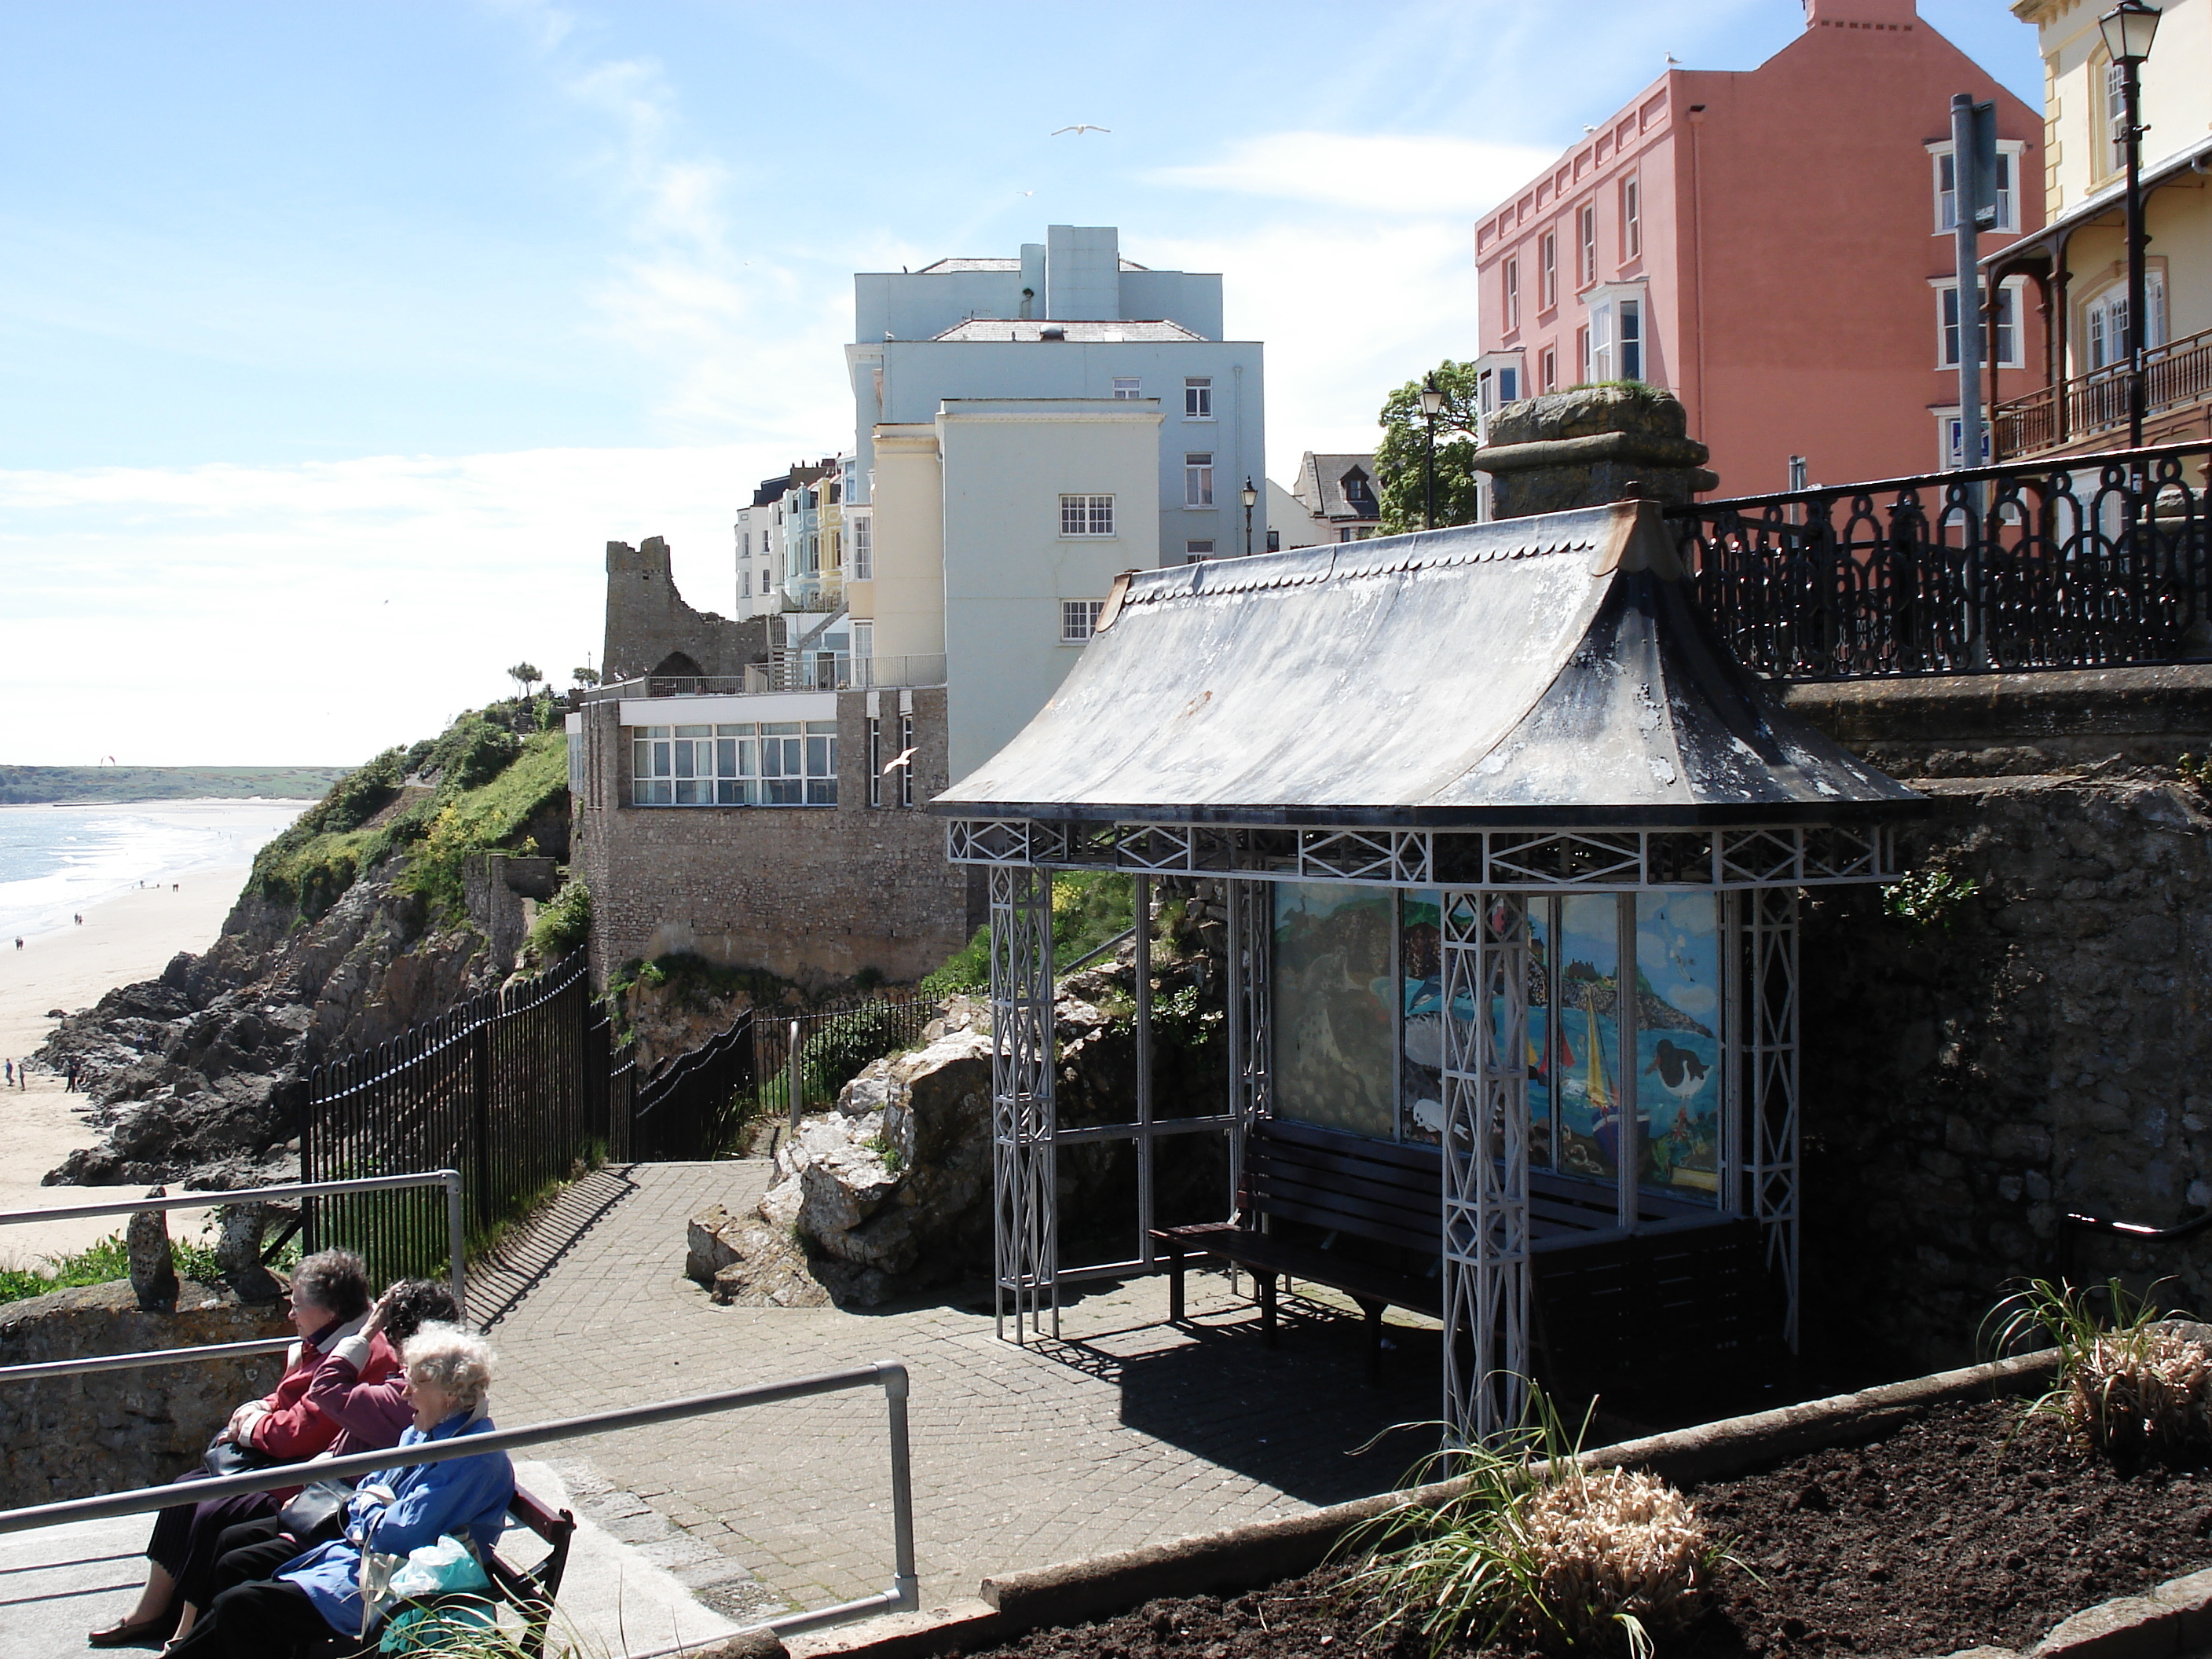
[868, 398, 1162, 778]
[1993, 0, 2212, 457]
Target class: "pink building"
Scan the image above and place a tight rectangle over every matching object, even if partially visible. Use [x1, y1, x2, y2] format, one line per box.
[1471, 0, 2042, 495]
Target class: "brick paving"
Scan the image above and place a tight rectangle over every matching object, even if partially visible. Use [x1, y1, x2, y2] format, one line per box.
[472, 1161, 1444, 1620]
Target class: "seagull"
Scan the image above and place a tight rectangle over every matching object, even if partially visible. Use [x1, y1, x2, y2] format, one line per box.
[1665, 53, 1680, 64]
[1051, 124, 1111, 136]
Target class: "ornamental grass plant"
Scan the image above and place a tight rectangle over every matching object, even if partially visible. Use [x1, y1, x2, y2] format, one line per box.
[1336, 1393, 1738, 1657]
[1985, 1276, 2212, 1460]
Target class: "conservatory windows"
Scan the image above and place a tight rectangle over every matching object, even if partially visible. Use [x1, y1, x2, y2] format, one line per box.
[630, 721, 838, 807]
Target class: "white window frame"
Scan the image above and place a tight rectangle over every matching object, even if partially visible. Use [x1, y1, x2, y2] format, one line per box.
[1933, 407, 1993, 471]
[1623, 175, 1641, 258]
[849, 512, 873, 579]
[1577, 202, 1596, 287]
[1185, 538, 1215, 562]
[2103, 54, 2126, 178]
[1928, 139, 2024, 234]
[1059, 493, 1116, 537]
[851, 619, 873, 667]
[1184, 452, 1214, 508]
[1540, 231, 1558, 310]
[1503, 256, 1521, 331]
[1933, 276, 2027, 370]
[1061, 599, 1105, 643]
[1183, 377, 1214, 419]
[1112, 376, 1142, 400]
[2082, 270, 2168, 370]
[630, 720, 840, 808]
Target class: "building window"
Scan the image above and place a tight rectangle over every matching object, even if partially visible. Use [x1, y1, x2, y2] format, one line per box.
[1938, 281, 2023, 368]
[741, 569, 750, 598]
[1113, 376, 1142, 399]
[1184, 377, 1214, 419]
[1338, 527, 1355, 543]
[1185, 452, 1214, 507]
[2084, 272, 2167, 369]
[1062, 599, 1104, 643]
[851, 515, 872, 579]
[1185, 538, 1215, 562]
[851, 620, 872, 668]
[1503, 257, 1521, 331]
[867, 716, 881, 808]
[1577, 202, 1596, 287]
[1540, 346, 1558, 393]
[899, 712, 914, 808]
[1577, 324, 1592, 383]
[740, 530, 750, 557]
[630, 721, 837, 807]
[1623, 176, 1640, 258]
[1936, 146, 2018, 233]
[1619, 299, 1641, 381]
[1540, 232, 1558, 309]
[1937, 410, 1993, 470]
[1265, 529, 1280, 551]
[2104, 55, 2127, 176]
[1060, 493, 1115, 536]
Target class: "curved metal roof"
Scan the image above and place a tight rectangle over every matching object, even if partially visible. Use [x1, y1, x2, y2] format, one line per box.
[932, 500, 1925, 828]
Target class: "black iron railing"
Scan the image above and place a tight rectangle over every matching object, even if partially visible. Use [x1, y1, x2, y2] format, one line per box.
[305, 950, 615, 1281]
[628, 1011, 756, 1160]
[1669, 441, 2212, 679]
[753, 994, 944, 1119]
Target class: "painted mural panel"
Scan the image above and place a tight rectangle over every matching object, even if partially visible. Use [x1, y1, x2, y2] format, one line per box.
[1400, 892, 1443, 1144]
[1273, 882, 1394, 1139]
[1635, 892, 1723, 1199]
[1555, 894, 1622, 1182]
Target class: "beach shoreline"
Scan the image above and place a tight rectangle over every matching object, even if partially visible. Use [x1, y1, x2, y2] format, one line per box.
[0, 865, 253, 1262]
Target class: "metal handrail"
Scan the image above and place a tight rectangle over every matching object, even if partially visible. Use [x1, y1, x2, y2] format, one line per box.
[0, 1358, 920, 1639]
[0, 1170, 466, 1384]
[2060, 1207, 2212, 1244]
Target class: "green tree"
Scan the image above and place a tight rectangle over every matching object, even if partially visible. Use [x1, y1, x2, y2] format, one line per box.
[1375, 360, 1486, 535]
[571, 665, 602, 687]
[506, 662, 542, 698]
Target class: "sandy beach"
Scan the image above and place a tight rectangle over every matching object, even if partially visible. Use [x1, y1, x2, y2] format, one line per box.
[0, 868, 248, 1264]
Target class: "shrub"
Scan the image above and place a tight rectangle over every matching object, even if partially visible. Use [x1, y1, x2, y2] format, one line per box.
[1882, 865, 1982, 934]
[397, 730, 568, 920]
[526, 878, 591, 967]
[797, 1002, 928, 1102]
[1338, 1393, 1734, 1656]
[919, 926, 989, 998]
[1987, 1276, 2212, 1459]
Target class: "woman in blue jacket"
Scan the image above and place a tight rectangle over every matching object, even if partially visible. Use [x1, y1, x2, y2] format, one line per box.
[163, 1324, 514, 1657]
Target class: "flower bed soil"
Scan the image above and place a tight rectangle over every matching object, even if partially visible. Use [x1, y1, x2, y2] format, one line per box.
[962, 1396, 2212, 1659]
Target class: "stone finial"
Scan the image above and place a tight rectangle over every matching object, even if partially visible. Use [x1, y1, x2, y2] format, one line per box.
[126, 1188, 180, 1313]
[216, 1202, 283, 1304]
[1474, 385, 1719, 520]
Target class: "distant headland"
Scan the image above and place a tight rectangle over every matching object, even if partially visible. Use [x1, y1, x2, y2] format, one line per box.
[0, 765, 351, 805]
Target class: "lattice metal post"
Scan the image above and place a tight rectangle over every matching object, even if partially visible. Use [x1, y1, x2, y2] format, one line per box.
[1747, 887, 1802, 1350]
[1441, 890, 1531, 1446]
[990, 866, 1057, 1342]
[1226, 880, 1272, 1199]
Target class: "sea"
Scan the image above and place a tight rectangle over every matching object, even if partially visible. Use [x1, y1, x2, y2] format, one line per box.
[0, 800, 310, 944]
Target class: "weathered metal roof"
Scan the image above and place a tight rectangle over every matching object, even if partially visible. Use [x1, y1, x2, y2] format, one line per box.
[932, 500, 1925, 828]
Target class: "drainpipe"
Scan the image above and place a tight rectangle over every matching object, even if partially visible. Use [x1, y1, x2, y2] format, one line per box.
[1686, 102, 1708, 448]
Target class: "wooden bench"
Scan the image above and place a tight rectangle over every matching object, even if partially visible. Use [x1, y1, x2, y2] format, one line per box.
[1150, 1119, 1442, 1383]
[306, 1483, 577, 1659]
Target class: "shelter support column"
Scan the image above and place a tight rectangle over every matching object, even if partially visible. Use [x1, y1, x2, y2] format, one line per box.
[990, 865, 1057, 1342]
[1226, 879, 1271, 1200]
[1747, 887, 1801, 1351]
[1441, 890, 1531, 1445]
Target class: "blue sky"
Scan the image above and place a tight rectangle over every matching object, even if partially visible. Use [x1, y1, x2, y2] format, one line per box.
[0, 1, 2041, 765]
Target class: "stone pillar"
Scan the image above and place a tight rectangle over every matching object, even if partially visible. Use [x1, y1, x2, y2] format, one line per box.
[1475, 385, 1719, 519]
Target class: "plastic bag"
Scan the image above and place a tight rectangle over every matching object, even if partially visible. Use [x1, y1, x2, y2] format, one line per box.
[379, 1602, 496, 1654]
[388, 1535, 492, 1599]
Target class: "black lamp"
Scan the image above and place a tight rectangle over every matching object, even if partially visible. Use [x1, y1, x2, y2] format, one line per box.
[2099, 0, 2160, 64]
[1419, 376, 1447, 530]
[1241, 478, 1258, 558]
[2100, 0, 2160, 449]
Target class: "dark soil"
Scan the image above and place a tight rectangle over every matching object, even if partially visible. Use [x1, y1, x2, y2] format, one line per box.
[965, 1397, 2212, 1659]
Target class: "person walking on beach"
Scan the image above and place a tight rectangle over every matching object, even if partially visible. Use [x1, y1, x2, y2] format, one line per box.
[3, 1061, 10, 1088]
[64, 1057, 79, 1093]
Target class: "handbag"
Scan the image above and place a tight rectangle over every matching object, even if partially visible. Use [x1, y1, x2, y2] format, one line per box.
[201, 1437, 277, 1478]
[277, 1477, 353, 1537]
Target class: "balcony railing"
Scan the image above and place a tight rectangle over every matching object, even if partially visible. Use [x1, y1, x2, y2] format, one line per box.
[595, 654, 947, 701]
[1668, 441, 2212, 679]
[1994, 325, 2212, 459]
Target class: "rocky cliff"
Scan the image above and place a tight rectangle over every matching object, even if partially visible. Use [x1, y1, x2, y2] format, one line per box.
[37, 700, 578, 1189]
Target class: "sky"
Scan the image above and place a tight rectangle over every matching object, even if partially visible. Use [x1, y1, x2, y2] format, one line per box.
[0, 1, 2042, 767]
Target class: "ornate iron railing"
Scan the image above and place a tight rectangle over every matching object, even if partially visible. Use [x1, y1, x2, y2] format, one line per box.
[1668, 441, 2212, 679]
[1994, 325, 2212, 458]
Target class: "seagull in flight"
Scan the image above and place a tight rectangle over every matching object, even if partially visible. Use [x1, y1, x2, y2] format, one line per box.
[1051, 124, 1111, 136]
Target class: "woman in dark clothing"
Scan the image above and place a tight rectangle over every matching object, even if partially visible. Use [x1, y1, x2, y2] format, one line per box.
[89, 1251, 377, 1650]
[189, 1279, 462, 1610]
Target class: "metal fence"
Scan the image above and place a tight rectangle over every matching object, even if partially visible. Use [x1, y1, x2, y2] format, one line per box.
[628, 1011, 757, 1161]
[1994, 325, 2212, 458]
[755, 994, 944, 1118]
[305, 952, 606, 1282]
[1669, 441, 2212, 679]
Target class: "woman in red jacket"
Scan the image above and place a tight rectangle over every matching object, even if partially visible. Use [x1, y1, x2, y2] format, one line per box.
[89, 1250, 380, 1649]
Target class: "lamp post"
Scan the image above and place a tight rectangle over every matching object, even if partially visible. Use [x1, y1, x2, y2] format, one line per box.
[2100, 0, 2161, 452]
[1419, 376, 1447, 529]
[1240, 478, 1258, 558]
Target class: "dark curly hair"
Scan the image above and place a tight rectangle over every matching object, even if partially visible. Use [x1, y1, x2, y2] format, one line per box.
[376, 1279, 463, 1345]
[291, 1250, 373, 1321]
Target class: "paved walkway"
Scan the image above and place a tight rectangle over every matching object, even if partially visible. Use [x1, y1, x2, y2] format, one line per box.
[474, 1162, 1443, 1621]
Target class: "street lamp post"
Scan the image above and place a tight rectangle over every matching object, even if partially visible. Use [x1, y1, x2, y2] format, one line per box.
[1240, 478, 1258, 558]
[2100, 0, 2161, 452]
[1419, 376, 1447, 529]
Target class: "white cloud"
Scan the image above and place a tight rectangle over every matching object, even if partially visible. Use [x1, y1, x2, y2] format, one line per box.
[1153, 132, 1555, 218]
[0, 445, 782, 766]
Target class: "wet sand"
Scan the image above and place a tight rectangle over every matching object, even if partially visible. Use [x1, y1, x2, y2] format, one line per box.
[0, 870, 245, 1262]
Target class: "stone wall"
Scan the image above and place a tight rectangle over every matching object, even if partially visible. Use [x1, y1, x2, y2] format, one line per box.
[0, 1278, 288, 1506]
[602, 536, 769, 683]
[1799, 768, 2212, 1374]
[574, 685, 972, 989]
